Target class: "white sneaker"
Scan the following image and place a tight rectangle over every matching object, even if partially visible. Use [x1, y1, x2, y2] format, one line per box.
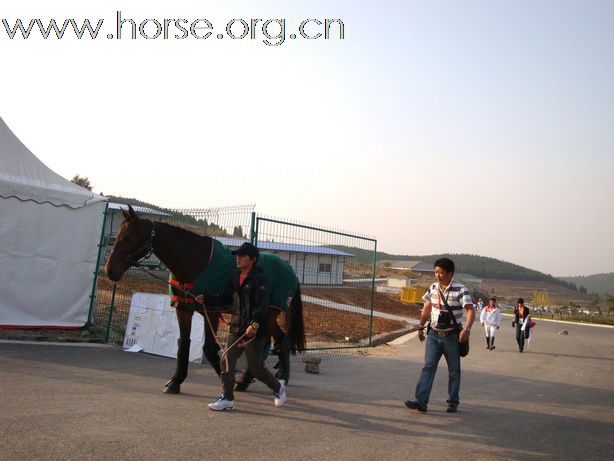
[274, 380, 286, 407]
[208, 394, 235, 411]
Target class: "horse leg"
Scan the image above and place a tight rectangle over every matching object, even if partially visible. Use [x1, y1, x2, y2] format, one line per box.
[268, 308, 292, 384]
[164, 307, 193, 394]
[201, 312, 221, 376]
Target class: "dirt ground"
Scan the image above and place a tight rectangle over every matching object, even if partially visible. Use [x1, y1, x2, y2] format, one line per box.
[0, 326, 97, 342]
[302, 286, 422, 319]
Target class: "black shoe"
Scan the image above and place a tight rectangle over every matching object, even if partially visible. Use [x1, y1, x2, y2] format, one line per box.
[446, 406, 458, 413]
[404, 400, 427, 413]
[491, 346, 495, 350]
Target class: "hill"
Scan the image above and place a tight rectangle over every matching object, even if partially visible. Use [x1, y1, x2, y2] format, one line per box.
[104, 195, 591, 295]
[559, 273, 614, 297]
[330, 247, 579, 292]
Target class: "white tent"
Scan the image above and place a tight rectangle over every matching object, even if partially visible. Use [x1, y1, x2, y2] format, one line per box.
[0, 117, 107, 327]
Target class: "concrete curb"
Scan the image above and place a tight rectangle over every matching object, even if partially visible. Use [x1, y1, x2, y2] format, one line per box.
[369, 326, 418, 347]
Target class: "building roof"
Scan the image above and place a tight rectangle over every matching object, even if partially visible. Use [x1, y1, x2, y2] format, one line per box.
[455, 272, 483, 285]
[377, 260, 421, 269]
[410, 261, 435, 272]
[215, 236, 354, 257]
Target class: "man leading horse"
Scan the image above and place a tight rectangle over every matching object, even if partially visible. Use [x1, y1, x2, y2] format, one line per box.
[197, 242, 287, 411]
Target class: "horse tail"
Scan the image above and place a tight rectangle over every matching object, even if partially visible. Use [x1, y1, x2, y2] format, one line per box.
[287, 284, 306, 353]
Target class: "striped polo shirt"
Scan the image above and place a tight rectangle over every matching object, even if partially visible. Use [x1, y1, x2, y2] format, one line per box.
[422, 281, 473, 331]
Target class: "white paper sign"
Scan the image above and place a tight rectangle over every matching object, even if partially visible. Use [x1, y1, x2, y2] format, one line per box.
[123, 292, 205, 362]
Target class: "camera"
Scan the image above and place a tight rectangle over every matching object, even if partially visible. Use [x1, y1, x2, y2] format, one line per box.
[437, 310, 452, 327]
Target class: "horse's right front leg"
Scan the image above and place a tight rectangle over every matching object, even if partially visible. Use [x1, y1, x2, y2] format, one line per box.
[164, 306, 194, 394]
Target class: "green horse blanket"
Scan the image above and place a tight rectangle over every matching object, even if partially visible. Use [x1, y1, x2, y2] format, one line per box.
[169, 239, 298, 311]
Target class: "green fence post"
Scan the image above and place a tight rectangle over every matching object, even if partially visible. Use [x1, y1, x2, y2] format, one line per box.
[368, 240, 377, 347]
[88, 202, 109, 326]
[253, 216, 260, 247]
[105, 283, 118, 343]
[249, 211, 256, 244]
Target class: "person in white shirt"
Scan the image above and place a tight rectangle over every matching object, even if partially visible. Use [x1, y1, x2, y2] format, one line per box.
[479, 297, 501, 350]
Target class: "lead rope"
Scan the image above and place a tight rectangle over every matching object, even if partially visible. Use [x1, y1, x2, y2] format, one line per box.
[130, 265, 253, 374]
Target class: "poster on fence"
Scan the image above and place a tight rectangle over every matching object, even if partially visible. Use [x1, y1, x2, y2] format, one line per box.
[123, 292, 205, 362]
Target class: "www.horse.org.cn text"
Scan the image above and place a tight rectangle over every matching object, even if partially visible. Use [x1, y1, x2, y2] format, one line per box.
[1, 11, 345, 46]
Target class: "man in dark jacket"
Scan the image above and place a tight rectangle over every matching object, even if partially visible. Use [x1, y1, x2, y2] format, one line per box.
[512, 298, 531, 352]
[202, 242, 286, 411]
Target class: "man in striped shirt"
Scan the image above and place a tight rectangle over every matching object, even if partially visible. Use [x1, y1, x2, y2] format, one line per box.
[405, 257, 475, 413]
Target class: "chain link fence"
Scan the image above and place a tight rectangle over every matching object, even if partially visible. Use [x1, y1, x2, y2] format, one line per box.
[254, 216, 379, 352]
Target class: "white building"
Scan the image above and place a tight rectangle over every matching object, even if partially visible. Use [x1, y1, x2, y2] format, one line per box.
[216, 237, 353, 286]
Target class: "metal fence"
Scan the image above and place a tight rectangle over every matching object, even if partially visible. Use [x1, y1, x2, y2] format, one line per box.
[254, 216, 378, 351]
[89, 205, 380, 354]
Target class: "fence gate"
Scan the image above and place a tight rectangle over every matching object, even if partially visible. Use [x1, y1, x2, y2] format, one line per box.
[254, 216, 378, 351]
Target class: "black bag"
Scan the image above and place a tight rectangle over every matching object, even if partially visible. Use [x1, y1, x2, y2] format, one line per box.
[440, 289, 470, 357]
[459, 334, 470, 357]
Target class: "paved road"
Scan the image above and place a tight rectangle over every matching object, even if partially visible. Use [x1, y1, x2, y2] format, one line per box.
[1, 319, 613, 460]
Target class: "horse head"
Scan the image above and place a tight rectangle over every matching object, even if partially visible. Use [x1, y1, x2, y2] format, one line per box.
[105, 205, 155, 282]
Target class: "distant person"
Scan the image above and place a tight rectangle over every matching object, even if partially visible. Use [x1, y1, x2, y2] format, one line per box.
[480, 297, 501, 350]
[512, 298, 531, 353]
[477, 298, 484, 312]
[405, 257, 475, 414]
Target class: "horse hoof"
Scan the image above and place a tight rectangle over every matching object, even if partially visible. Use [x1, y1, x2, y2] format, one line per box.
[164, 380, 181, 394]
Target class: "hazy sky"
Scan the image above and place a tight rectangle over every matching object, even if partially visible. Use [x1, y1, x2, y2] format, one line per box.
[2, 0, 613, 277]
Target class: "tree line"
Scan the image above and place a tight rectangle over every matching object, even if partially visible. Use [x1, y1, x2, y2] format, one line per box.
[331, 246, 584, 292]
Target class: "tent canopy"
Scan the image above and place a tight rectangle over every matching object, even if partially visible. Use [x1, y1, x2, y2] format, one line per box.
[0, 117, 104, 208]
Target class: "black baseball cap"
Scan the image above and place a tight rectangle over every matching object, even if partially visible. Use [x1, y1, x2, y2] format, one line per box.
[231, 242, 259, 260]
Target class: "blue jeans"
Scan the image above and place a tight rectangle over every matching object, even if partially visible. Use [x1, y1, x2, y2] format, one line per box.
[414, 330, 461, 408]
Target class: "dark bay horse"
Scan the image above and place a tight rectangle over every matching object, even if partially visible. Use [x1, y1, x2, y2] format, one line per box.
[105, 206, 305, 394]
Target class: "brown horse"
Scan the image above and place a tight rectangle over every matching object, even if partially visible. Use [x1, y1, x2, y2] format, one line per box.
[105, 206, 305, 394]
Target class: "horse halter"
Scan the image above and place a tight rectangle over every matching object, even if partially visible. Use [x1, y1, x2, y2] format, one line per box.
[112, 221, 156, 267]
